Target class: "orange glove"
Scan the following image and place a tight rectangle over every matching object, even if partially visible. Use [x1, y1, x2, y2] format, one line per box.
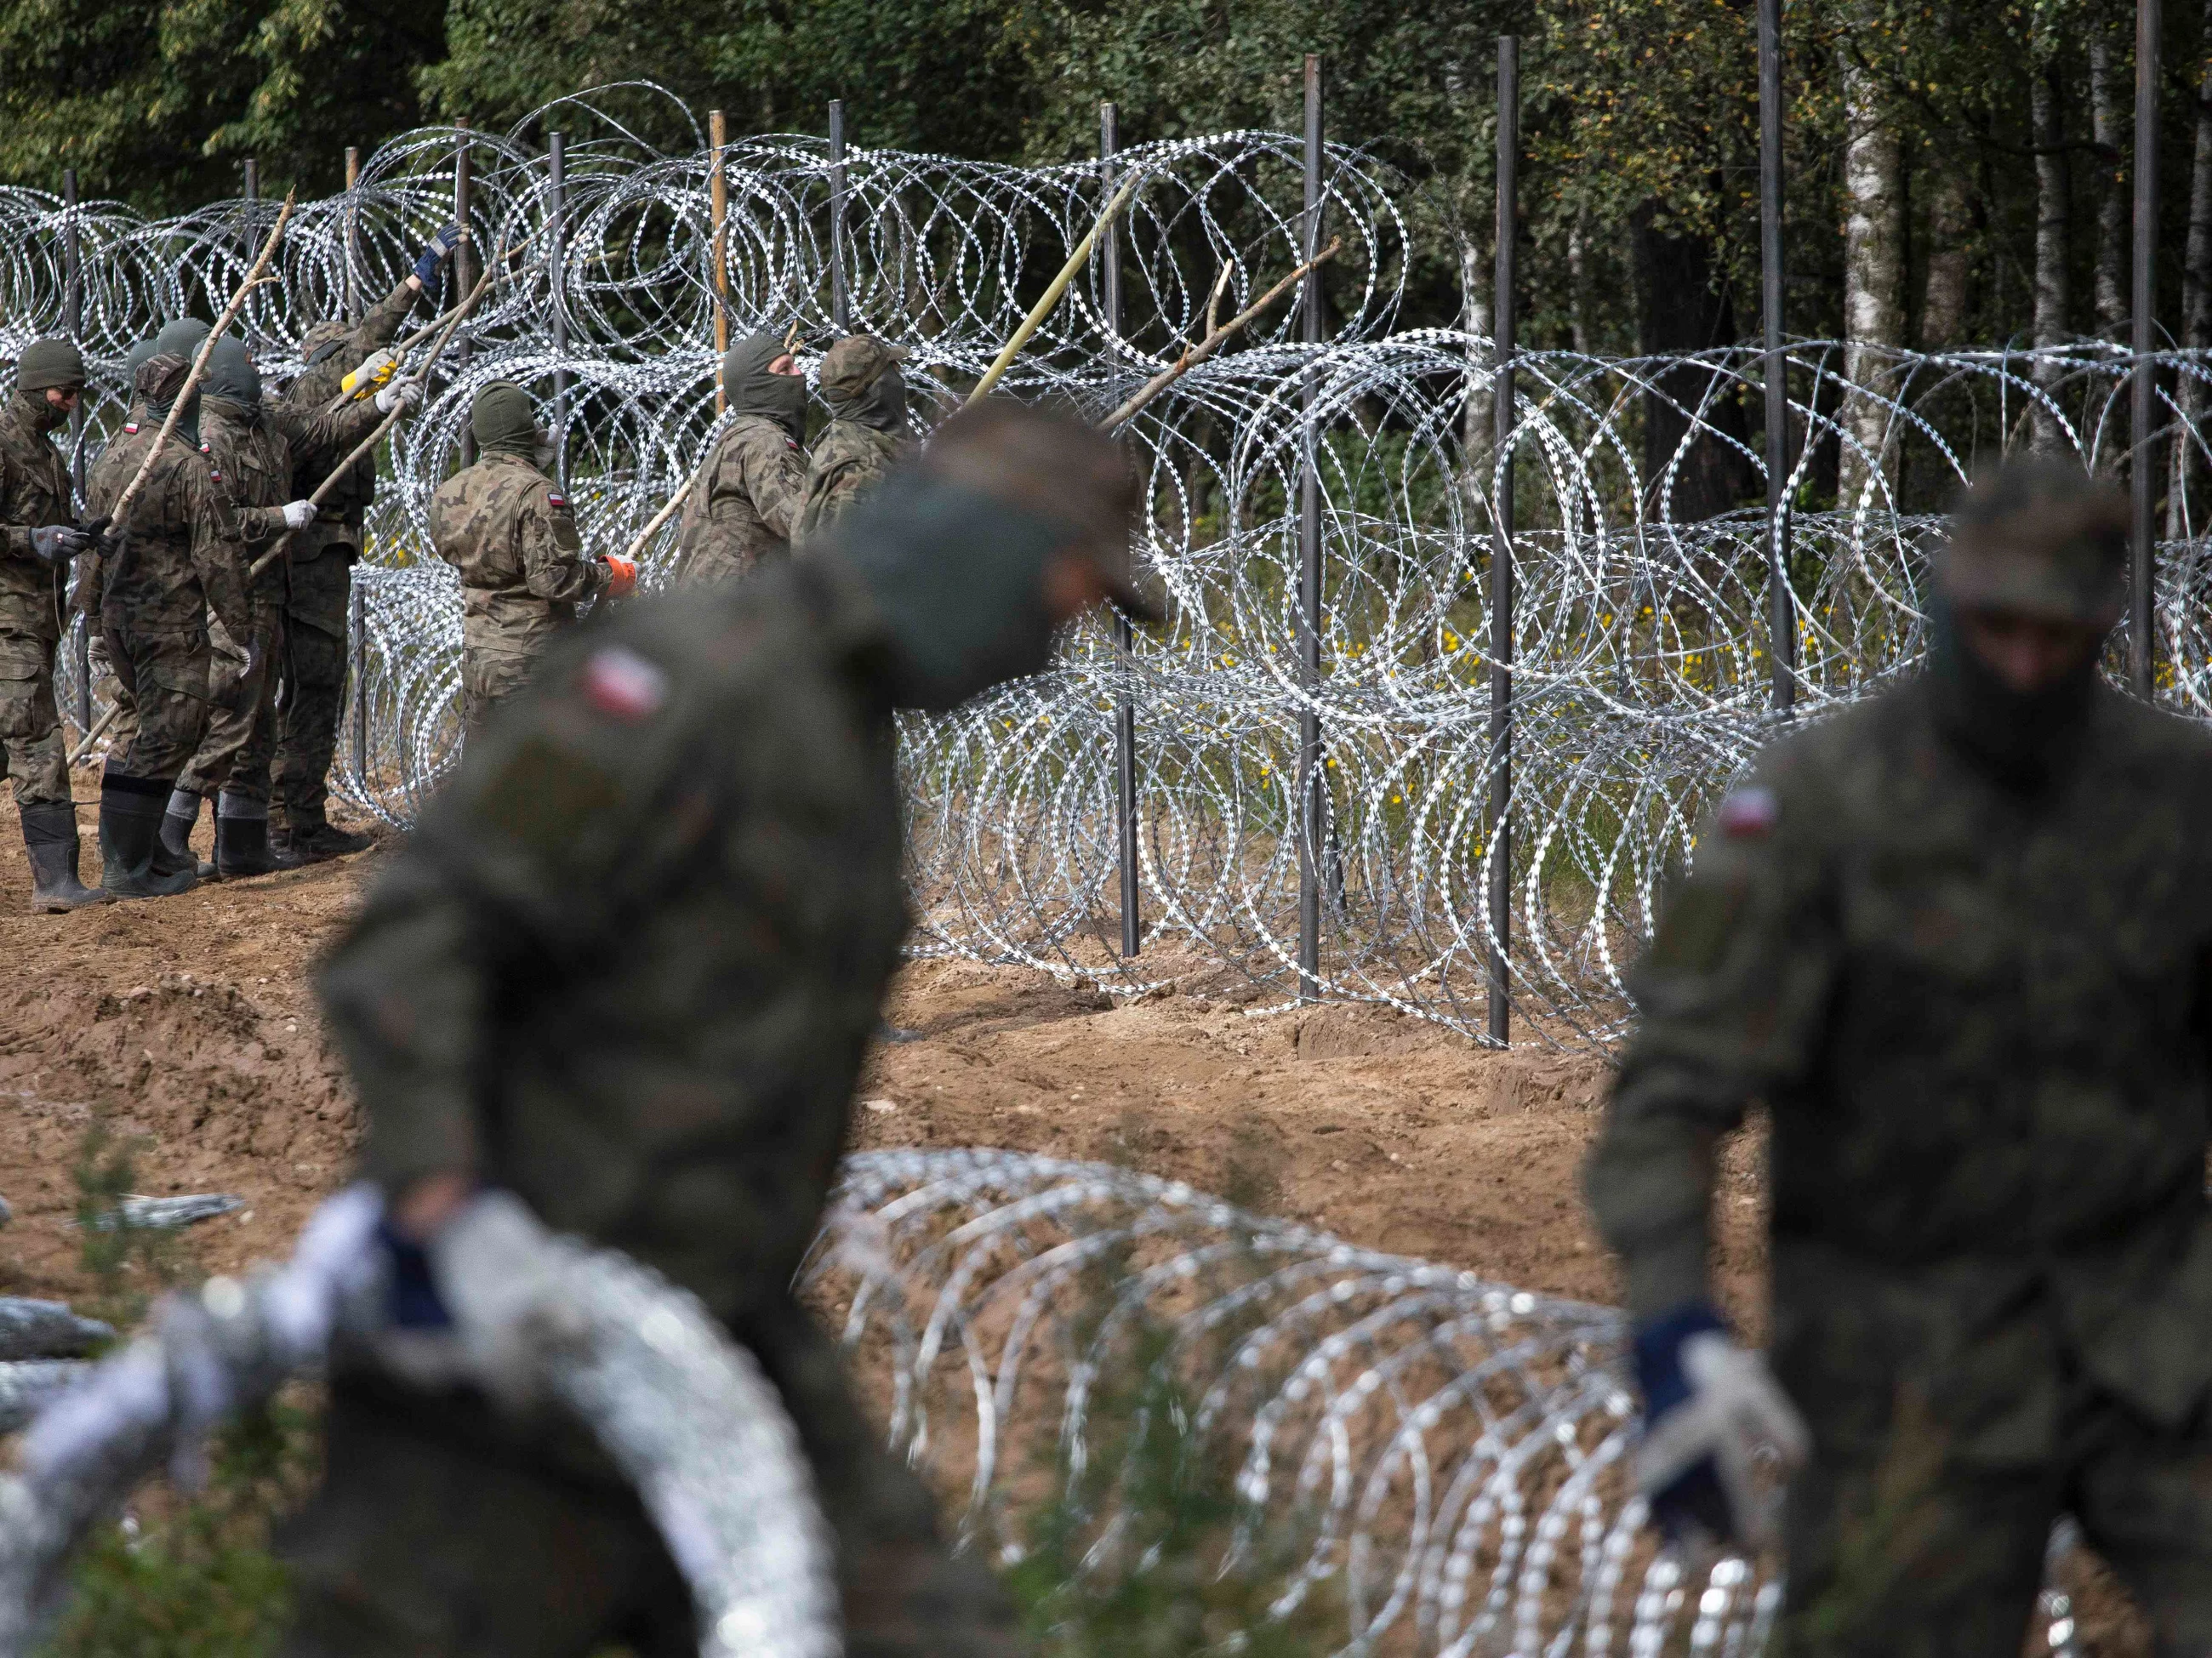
[602, 556, 638, 600]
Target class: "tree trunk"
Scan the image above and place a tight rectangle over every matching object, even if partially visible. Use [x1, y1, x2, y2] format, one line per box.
[1630, 204, 1758, 523]
[2174, 0, 2212, 538]
[1567, 203, 1592, 355]
[2031, 48, 2072, 449]
[1839, 54, 1906, 505]
[1920, 166, 1974, 348]
[2091, 26, 2129, 337]
[1462, 232, 1493, 477]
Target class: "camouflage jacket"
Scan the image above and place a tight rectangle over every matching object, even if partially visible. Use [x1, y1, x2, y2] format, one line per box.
[429, 452, 607, 659]
[1586, 674, 2212, 1463]
[202, 396, 382, 599]
[282, 279, 421, 561]
[83, 415, 251, 640]
[671, 415, 807, 585]
[317, 555, 906, 1330]
[796, 419, 905, 545]
[0, 393, 75, 640]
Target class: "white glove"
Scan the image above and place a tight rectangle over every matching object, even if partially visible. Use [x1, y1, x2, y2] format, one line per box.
[280, 500, 316, 531]
[1636, 1330, 1810, 1551]
[373, 379, 422, 415]
[426, 1190, 585, 1412]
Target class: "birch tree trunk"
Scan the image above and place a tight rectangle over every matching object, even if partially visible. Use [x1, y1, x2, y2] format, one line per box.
[1567, 203, 1592, 355]
[2091, 26, 2129, 337]
[1462, 231, 1493, 497]
[1921, 166, 1974, 348]
[2031, 48, 2072, 450]
[1839, 54, 1905, 506]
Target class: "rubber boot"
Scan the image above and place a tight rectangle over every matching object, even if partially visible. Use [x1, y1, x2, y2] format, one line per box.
[19, 801, 111, 913]
[100, 775, 196, 899]
[214, 791, 279, 879]
[159, 788, 216, 882]
[272, 814, 373, 867]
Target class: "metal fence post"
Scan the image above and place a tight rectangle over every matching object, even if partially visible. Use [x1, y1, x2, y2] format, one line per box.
[829, 100, 849, 331]
[242, 157, 259, 343]
[1296, 55, 1325, 1005]
[549, 131, 569, 451]
[63, 166, 88, 734]
[454, 118, 476, 466]
[1760, 0, 1796, 718]
[351, 580, 367, 788]
[1103, 102, 1141, 959]
[344, 146, 361, 323]
[710, 109, 730, 414]
[2132, 0, 2163, 698]
[1487, 38, 1519, 1047]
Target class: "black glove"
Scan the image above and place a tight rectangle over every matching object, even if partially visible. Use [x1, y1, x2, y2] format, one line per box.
[80, 515, 123, 559]
[26, 524, 93, 566]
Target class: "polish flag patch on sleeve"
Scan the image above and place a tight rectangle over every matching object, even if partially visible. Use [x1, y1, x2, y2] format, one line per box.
[546, 492, 567, 510]
[579, 645, 668, 721]
[1716, 786, 1778, 839]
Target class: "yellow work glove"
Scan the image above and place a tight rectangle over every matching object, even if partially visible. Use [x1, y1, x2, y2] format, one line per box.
[339, 350, 399, 402]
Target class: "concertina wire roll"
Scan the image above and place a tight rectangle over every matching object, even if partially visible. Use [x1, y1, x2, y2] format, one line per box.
[5, 83, 2212, 1049]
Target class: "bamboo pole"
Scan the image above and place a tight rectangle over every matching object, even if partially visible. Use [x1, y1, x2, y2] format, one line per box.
[967, 171, 1143, 404]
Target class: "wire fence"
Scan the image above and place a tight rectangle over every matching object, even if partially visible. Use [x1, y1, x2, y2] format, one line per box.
[4, 85, 2209, 1047]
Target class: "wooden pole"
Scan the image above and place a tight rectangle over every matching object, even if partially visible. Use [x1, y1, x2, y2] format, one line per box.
[710, 109, 730, 414]
[968, 172, 1142, 404]
[344, 146, 361, 323]
[2132, 0, 2163, 697]
[1487, 37, 1519, 1048]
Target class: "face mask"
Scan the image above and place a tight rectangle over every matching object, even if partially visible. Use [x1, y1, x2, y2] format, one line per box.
[23, 394, 67, 436]
[1925, 592, 2101, 791]
[723, 335, 808, 441]
[831, 473, 1067, 712]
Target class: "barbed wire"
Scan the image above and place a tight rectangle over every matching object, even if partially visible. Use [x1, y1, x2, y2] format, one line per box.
[3, 88, 2207, 1046]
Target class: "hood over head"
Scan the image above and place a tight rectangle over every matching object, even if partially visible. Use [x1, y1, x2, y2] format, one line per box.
[470, 381, 543, 460]
[817, 335, 909, 436]
[203, 337, 262, 419]
[134, 350, 200, 446]
[722, 333, 807, 441]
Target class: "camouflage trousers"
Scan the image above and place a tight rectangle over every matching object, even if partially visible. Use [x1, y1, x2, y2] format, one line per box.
[103, 621, 210, 783]
[0, 630, 70, 806]
[462, 643, 540, 736]
[272, 550, 351, 832]
[279, 1299, 1024, 1658]
[176, 598, 282, 803]
[1777, 1382, 2212, 1658]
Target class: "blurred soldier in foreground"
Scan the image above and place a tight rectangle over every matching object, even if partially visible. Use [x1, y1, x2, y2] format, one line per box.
[268, 223, 460, 865]
[797, 333, 913, 543]
[1587, 459, 2212, 1657]
[164, 339, 412, 878]
[300, 401, 1155, 1657]
[81, 351, 253, 899]
[0, 339, 103, 910]
[431, 381, 635, 732]
[671, 333, 809, 585]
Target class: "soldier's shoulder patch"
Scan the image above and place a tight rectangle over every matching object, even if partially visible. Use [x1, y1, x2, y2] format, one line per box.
[579, 644, 668, 722]
[122, 423, 139, 435]
[545, 490, 568, 510]
[1716, 786, 1778, 839]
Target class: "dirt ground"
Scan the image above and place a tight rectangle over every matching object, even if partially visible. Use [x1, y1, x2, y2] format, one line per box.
[0, 778, 2145, 1654]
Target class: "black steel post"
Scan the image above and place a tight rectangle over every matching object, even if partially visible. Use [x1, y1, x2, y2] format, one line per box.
[242, 157, 259, 344]
[454, 119, 475, 466]
[63, 167, 88, 732]
[351, 582, 367, 785]
[1103, 102, 1142, 959]
[1759, 0, 1795, 717]
[1486, 37, 1519, 1047]
[2133, 0, 2163, 697]
[1297, 55, 1325, 1004]
[549, 131, 570, 467]
[829, 100, 850, 331]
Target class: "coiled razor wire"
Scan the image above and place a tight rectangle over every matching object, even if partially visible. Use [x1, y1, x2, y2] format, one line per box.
[810, 1148, 2090, 1656]
[7, 85, 2212, 1046]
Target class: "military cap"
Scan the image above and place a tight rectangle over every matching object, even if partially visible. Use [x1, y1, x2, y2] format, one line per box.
[818, 334, 906, 400]
[15, 338, 84, 392]
[134, 352, 191, 408]
[921, 398, 1160, 622]
[1939, 458, 2129, 626]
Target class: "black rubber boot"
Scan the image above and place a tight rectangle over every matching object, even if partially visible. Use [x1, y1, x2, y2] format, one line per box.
[214, 794, 279, 879]
[20, 801, 110, 913]
[100, 775, 196, 899]
[272, 816, 373, 866]
[159, 788, 216, 882]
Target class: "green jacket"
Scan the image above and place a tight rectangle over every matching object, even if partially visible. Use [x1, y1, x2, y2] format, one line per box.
[282, 278, 422, 560]
[317, 555, 907, 1328]
[672, 415, 807, 585]
[1587, 674, 2212, 1464]
[0, 393, 75, 640]
[430, 452, 607, 665]
[796, 420, 905, 546]
[82, 415, 251, 641]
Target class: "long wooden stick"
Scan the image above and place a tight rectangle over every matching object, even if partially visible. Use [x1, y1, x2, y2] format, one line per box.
[107, 192, 296, 533]
[67, 701, 119, 766]
[1102, 238, 1342, 432]
[249, 246, 505, 580]
[316, 288, 470, 415]
[967, 171, 1143, 405]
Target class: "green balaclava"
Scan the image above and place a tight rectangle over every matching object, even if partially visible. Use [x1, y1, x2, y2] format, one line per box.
[818, 336, 910, 437]
[14, 339, 83, 432]
[153, 318, 210, 362]
[470, 381, 542, 460]
[1927, 459, 2128, 791]
[202, 337, 263, 425]
[722, 333, 807, 442]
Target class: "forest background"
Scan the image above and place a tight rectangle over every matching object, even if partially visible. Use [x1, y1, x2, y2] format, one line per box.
[4, 0, 2212, 499]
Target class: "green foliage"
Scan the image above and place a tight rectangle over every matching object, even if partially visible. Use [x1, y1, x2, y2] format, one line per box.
[36, 1405, 312, 1658]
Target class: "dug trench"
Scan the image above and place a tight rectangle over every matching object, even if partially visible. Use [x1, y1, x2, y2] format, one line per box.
[0, 783, 2144, 1655]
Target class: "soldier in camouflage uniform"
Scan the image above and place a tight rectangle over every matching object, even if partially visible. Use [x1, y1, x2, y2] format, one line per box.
[797, 334, 913, 544]
[294, 402, 1159, 1658]
[430, 381, 633, 732]
[268, 225, 461, 865]
[0, 339, 105, 911]
[670, 333, 809, 585]
[166, 339, 405, 879]
[1586, 459, 2212, 1657]
[81, 351, 254, 899]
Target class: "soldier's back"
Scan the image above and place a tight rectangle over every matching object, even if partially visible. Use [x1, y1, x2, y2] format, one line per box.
[798, 419, 901, 543]
[672, 415, 807, 585]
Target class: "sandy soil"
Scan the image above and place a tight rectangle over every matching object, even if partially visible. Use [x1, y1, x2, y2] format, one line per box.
[0, 778, 2144, 1654]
